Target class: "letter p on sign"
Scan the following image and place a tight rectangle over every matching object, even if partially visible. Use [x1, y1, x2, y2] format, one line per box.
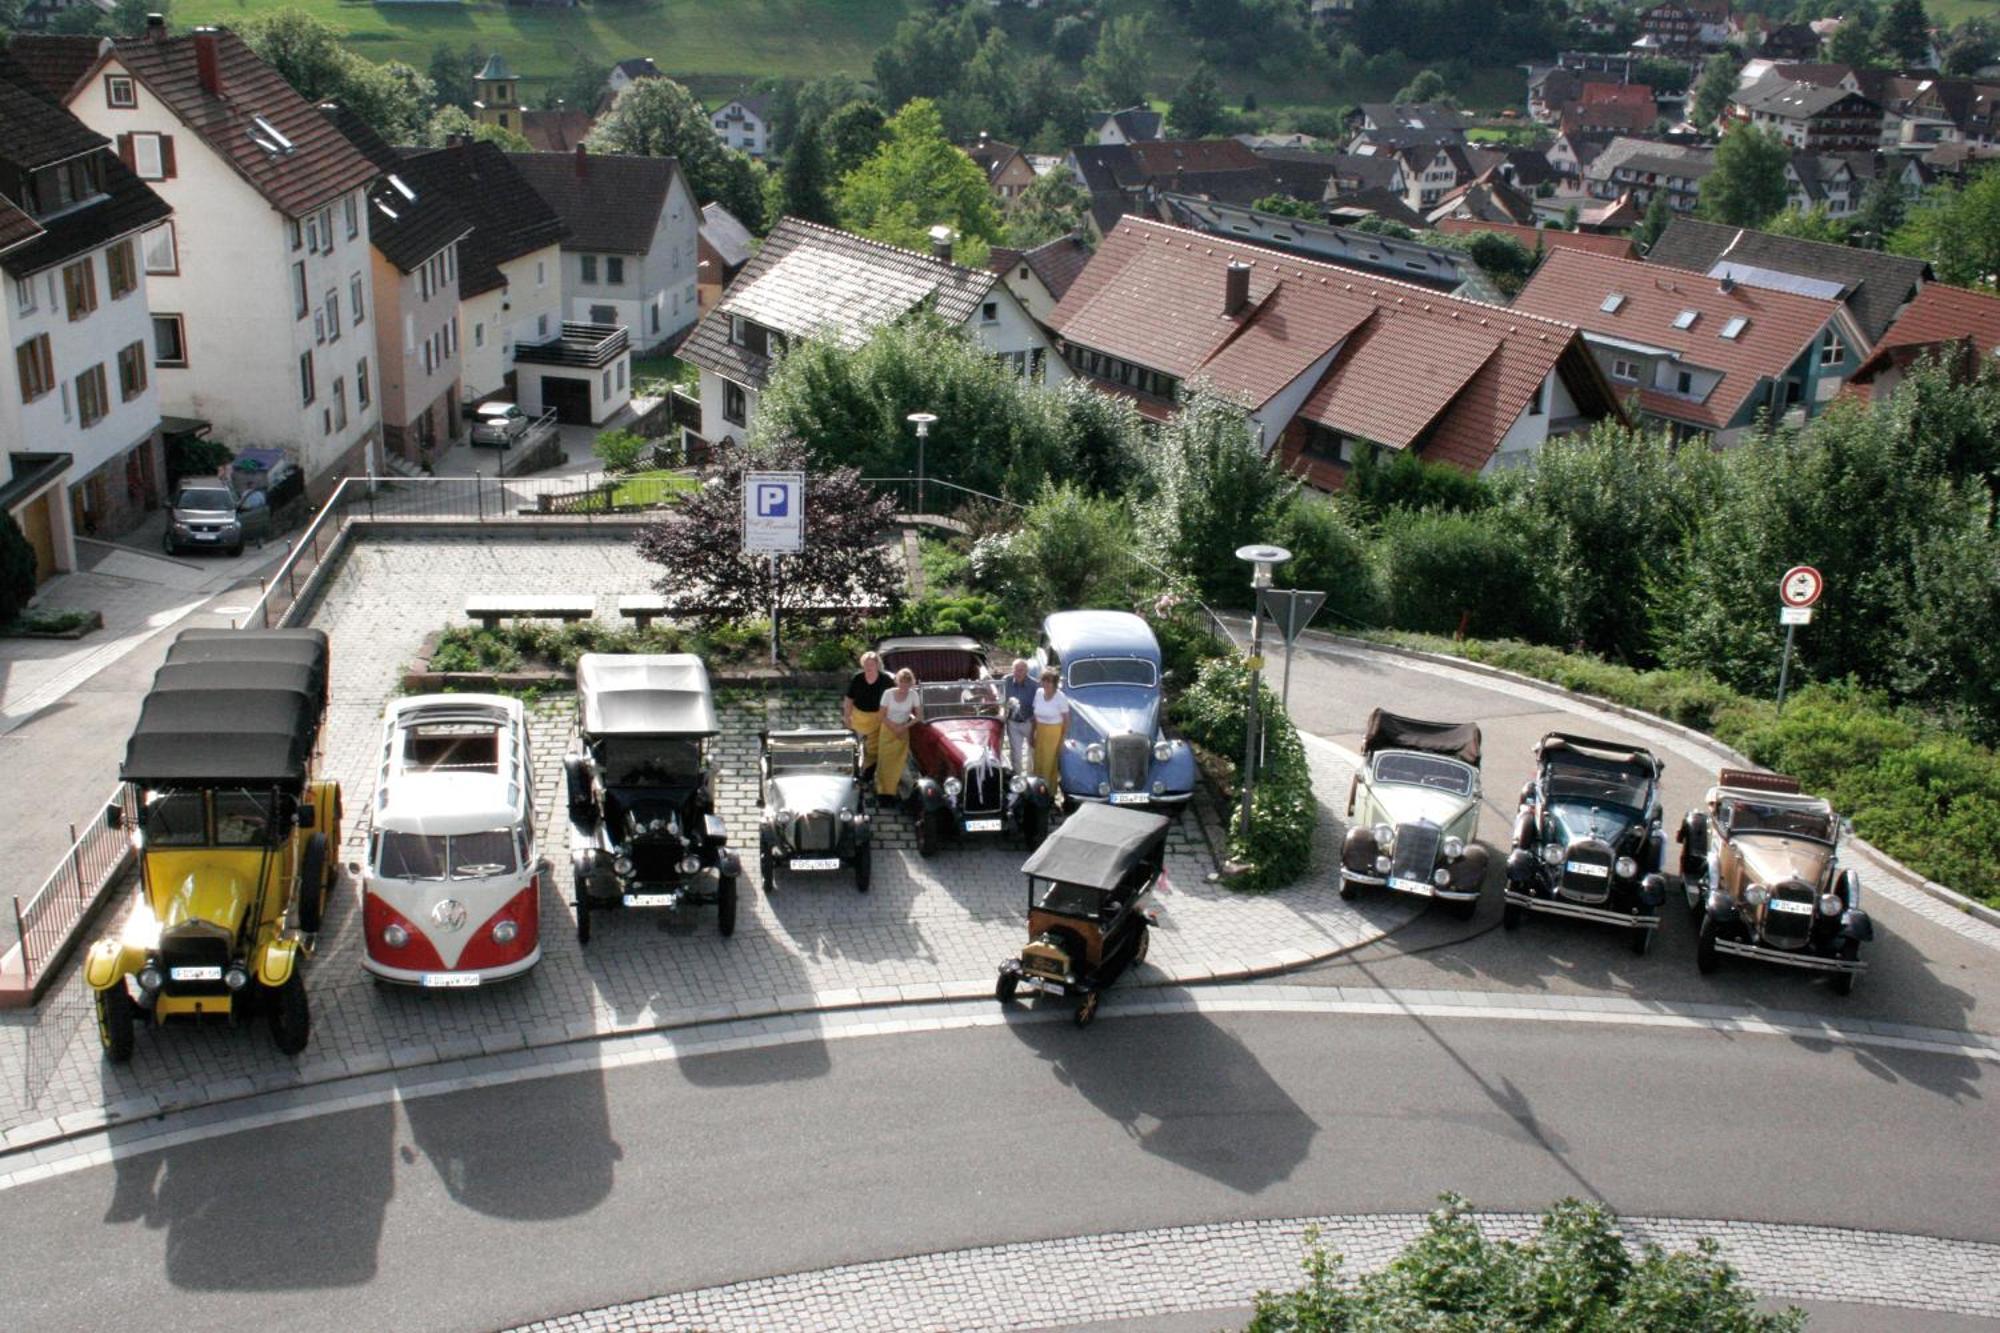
[756, 484, 789, 517]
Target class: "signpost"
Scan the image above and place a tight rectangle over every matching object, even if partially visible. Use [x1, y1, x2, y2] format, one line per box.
[1257, 587, 1329, 715]
[744, 471, 805, 666]
[1775, 564, 1822, 710]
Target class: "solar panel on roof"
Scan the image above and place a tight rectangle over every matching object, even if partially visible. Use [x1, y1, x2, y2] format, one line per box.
[1707, 261, 1846, 301]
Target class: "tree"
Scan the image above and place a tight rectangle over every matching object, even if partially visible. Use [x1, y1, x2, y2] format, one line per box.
[1633, 56, 1693, 96]
[635, 439, 902, 633]
[1084, 14, 1152, 109]
[1878, 0, 1932, 66]
[1941, 19, 1997, 77]
[1697, 124, 1790, 228]
[590, 77, 767, 226]
[1890, 170, 2000, 288]
[1251, 194, 1320, 221]
[1762, 204, 1851, 244]
[871, 5, 980, 112]
[1138, 385, 1289, 603]
[822, 100, 889, 178]
[1050, 15, 1095, 64]
[1828, 14, 1882, 69]
[421, 106, 531, 152]
[427, 44, 477, 114]
[1691, 52, 1741, 130]
[1635, 191, 1674, 253]
[242, 11, 431, 141]
[787, 74, 871, 154]
[1002, 170, 1092, 247]
[545, 54, 610, 113]
[1394, 67, 1450, 106]
[778, 119, 837, 226]
[1169, 65, 1224, 137]
[836, 99, 1001, 249]
[0, 513, 35, 628]
[1849, 171, 1907, 248]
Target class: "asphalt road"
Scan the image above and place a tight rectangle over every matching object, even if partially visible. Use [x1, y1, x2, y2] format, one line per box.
[0, 1010, 1993, 1331]
[1263, 631, 2000, 1036]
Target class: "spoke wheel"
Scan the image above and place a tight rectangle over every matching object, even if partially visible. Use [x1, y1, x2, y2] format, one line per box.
[853, 843, 872, 894]
[916, 810, 939, 859]
[574, 880, 592, 946]
[97, 979, 137, 1064]
[1074, 991, 1100, 1028]
[295, 832, 328, 934]
[1630, 924, 1653, 957]
[1696, 915, 1721, 975]
[995, 971, 1018, 1005]
[1831, 939, 1860, 996]
[717, 874, 738, 938]
[1502, 901, 1523, 931]
[267, 971, 310, 1056]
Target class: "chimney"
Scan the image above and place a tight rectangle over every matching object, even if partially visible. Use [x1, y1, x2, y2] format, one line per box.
[1224, 260, 1251, 316]
[574, 142, 589, 178]
[193, 27, 221, 97]
[1718, 274, 1736, 294]
[928, 224, 955, 263]
[447, 132, 471, 152]
[144, 12, 165, 40]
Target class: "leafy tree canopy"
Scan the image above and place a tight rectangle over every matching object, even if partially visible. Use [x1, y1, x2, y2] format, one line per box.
[1697, 124, 1791, 228]
[1169, 65, 1225, 138]
[837, 98, 1000, 249]
[242, 11, 432, 141]
[1890, 169, 2000, 288]
[589, 76, 766, 229]
[1084, 14, 1152, 109]
[1002, 170, 1093, 248]
[421, 105, 530, 152]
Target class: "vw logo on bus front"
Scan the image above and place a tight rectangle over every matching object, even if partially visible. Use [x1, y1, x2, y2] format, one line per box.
[430, 898, 468, 933]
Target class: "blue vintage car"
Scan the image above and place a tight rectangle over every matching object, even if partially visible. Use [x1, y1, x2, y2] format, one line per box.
[1036, 610, 1196, 809]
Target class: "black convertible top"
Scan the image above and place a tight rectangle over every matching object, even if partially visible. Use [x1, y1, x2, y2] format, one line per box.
[1363, 709, 1482, 766]
[1020, 802, 1169, 891]
[121, 629, 330, 786]
[1538, 731, 1659, 780]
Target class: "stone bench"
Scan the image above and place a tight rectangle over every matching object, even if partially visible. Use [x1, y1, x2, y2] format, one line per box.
[617, 594, 670, 630]
[464, 594, 597, 630]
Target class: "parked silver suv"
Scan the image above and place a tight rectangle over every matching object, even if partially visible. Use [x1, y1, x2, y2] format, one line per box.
[165, 482, 269, 556]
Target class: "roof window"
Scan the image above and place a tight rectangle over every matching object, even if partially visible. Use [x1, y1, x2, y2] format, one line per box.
[1720, 316, 1748, 339]
[249, 115, 294, 155]
[388, 174, 416, 202]
[1600, 293, 1625, 313]
[1673, 309, 1699, 330]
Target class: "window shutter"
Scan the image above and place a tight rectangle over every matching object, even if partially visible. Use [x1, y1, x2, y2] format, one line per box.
[160, 135, 176, 179]
[117, 134, 134, 169]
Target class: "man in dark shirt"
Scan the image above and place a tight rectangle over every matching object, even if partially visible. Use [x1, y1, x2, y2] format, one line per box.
[1001, 658, 1038, 777]
[842, 650, 889, 776]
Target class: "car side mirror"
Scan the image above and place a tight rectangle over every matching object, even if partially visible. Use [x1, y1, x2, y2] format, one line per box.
[105, 802, 124, 831]
[296, 803, 315, 830]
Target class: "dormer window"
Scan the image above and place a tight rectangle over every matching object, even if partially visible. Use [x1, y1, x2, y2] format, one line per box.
[105, 74, 136, 109]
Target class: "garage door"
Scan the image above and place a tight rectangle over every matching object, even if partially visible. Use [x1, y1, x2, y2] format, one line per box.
[541, 376, 593, 426]
[18, 495, 58, 584]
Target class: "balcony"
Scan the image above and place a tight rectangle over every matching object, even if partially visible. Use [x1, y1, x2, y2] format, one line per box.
[513, 322, 628, 370]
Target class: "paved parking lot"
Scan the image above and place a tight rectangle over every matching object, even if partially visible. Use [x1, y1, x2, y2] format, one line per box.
[0, 534, 1411, 1143]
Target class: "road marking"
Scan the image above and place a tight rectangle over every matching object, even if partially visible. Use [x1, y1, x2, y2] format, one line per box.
[5, 986, 1992, 1190]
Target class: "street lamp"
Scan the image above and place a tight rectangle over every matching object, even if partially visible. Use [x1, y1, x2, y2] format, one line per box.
[905, 412, 937, 516]
[1235, 543, 1291, 837]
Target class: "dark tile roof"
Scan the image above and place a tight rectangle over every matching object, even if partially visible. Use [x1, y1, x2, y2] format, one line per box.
[397, 141, 570, 298]
[4, 34, 105, 102]
[680, 217, 997, 390]
[506, 149, 680, 255]
[1094, 106, 1162, 141]
[0, 44, 107, 169]
[1358, 103, 1469, 134]
[698, 201, 753, 270]
[1324, 187, 1427, 230]
[319, 102, 470, 275]
[613, 58, 660, 80]
[1735, 76, 1876, 119]
[519, 107, 594, 153]
[1435, 218, 1638, 259]
[1849, 282, 2000, 388]
[1015, 233, 1092, 301]
[1644, 216, 1930, 345]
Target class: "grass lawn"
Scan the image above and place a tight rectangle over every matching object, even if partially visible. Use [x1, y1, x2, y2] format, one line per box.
[1929, 0, 2000, 23]
[608, 469, 698, 507]
[630, 351, 698, 393]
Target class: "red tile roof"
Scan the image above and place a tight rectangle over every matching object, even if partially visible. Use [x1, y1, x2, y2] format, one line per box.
[1128, 138, 1263, 176]
[1049, 217, 1621, 472]
[1848, 282, 2000, 390]
[1513, 248, 1846, 429]
[87, 29, 377, 218]
[1581, 82, 1658, 109]
[1435, 218, 1639, 259]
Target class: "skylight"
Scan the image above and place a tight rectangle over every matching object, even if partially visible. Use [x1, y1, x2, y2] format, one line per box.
[388, 174, 416, 202]
[1673, 309, 1699, 330]
[1721, 316, 1748, 339]
[1600, 293, 1626, 313]
[249, 115, 294, 155]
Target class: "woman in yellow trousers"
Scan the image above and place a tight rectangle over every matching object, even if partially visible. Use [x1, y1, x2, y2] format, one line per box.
[1031, 667, 1070, 799]
[876, 668, 923, 804]
[843, 651, 889, 776]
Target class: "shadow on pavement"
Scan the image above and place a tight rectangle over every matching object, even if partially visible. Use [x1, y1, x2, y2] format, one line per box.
[400, 1062, 622, 1220]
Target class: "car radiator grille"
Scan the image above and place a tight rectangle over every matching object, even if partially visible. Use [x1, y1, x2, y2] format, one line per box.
[1560, 841, 1614, 904]
[1108, 734, 1149, 792]
[1391, 823, 1441, 882]
[159, 929, 231, 994]
[630, 841, 683, 881]
[794, 812, 837, 854]
[963, 761, 1002, 817]
[1761, 881, 1815, 949]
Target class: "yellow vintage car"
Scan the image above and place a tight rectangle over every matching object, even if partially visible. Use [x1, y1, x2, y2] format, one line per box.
[86, 629, 341, 1062]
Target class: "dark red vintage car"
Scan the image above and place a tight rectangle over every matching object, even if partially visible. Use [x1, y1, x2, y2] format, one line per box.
[908, 680, 1054, 856]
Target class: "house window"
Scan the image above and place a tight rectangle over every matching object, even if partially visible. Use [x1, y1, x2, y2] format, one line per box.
[650, 304, 660, 334]
[602, 369, 612, 397]
[1030, 347, 1045, 382]
[350, 274, 365, 325]
[293, 262, 308, 319]
[1820, 336, 1844, 367]
[62, 258, 97, 321]
[585, 304, 612, 325]
[537, 314, 549, 337]
[14, 275, 35, 314]
[982, 302, 998, 324]
[304, 212, 320, 254]
[1528, 379, 1545, 416]
[606, 256, 624, 284]
[1676, 370, 1694, 395]
[327, 291, 340, 341]
[117, 340, 147, 400]
[300, 350, 315, 405]
[537, 260, 546, 286]
[1611, 357, 1639, 381]
[617, 360, 627, 390]
[724, 381, 746, 426]
[142, 222, 177, 274]
[581, 255, 598, 284]
[128, 133, 167, 180]
[105, 74, 136, 108]
[357, 358, 371, 408]
[332, 376, 347, 432]
[102, 240, 137, 301]
[291, 219, 303, 252]
[345, 195, 359, 240]
[153, 314, 186, 367]
[15, 334, 54, 402]
[314, 310, 325, 345]
[75, 363, 109, 428]
[317, 206, 334, 253]
[474, 323, 484, 348]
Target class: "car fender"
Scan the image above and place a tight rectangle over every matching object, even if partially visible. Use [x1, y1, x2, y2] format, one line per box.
[1342, 824, 1380, 872]
[84, 937, 137, 990]
[1505, 847, 1539, 884]
[915, 776, 950, 812]
[1705, 890, 1739, 923]
[1450, 843, 1490, 892]
[565, 757, 595, 821]
[1840, 908, 1874, 942]
[1153, 742, 1198, 796]
[1511, 807, 1538, 851]
[1017, 775, 1053, 809]
[256, 935, 301, 988]
[1638, 872, 1667, 907]
[1679, 810, 1709, 856]
[1346, 772, 1360, 818]
[716, 849, 743, 878]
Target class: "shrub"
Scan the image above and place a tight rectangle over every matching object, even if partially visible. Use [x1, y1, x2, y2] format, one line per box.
[883, 592, 1009, 643]
[593, 428, 647, 472]
[1375, 507, 1551, 640]
[165, 433, 231, 484]
[1347, 446, 1492, 520]
[1263, 490, 1382, 630]
[1173, 656, 1314, 891]
[0, 513, 35, 626]
[918, 535, 970, 593]
[799, 632, 866, 672]
[1010, 482, 1140, 610]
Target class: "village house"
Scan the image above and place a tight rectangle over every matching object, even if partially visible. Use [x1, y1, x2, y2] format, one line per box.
[1731, 77, 1885, 152]
[1067, 137, 1276, 238]
[41, 23, 382, 489]
[679, 218, 1061, 449]
[508, 146, 699, 352]
[1045, 217, 1625, 487]
[1636, 0, 1735, 57]
[1088, 107, 1163, 146]
[986, 233, 1092, 325]
[1513, 248, 1865, 444]
[1761, 23, 1823, 63]
[604, 58, 662, 104]
[962, 133, 1037, 201]
[472, 53, 525, 137]
[1585, 137, 1715, 213]
[708, 94, 772, 158]
[1, 46, 172, 576]
[696, 202, 753, 316]
[1846, 282, 2000, 403]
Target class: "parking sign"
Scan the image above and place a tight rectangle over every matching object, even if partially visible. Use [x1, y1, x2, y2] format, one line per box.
[743, 470, 805, 553]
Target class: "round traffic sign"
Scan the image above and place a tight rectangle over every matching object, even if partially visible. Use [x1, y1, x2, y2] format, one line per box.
[1779, 565, 1823, 608]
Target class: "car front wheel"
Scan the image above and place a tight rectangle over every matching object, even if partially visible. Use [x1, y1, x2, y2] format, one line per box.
[1019, 801, 1048, 852]
[1831, 939, 1860, 996]
[916, 809, 939, 859]
[854, 842, 872, 893]
[1696, 915, 1721, 975]
[574, 876, 591, 946]
[1630, 923, 1653, 956]
[97, 979, 138, 1063]
[1338, 875, 1361, 902]
[267, 971, 309, 1055]
[995, 971, 1018, 1004]
[717, 874, 737, 937]
[1502, 901, 1523, 930]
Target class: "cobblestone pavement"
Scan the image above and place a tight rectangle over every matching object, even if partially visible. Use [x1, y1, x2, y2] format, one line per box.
[0, 534, 1411, 1144]
[515, 1210, 2000, 1330]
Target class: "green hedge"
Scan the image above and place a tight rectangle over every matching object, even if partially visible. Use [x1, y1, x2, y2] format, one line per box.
[1173, 656, 1315, 892]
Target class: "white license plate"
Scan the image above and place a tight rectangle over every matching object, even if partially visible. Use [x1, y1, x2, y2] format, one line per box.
[1766, 898, 1814, 915]
[169, 965, 221, 981]
[192, 533, 219, 542]
[1020, 975, 1064, 995]
[420, 973, 480, 988]
[1389, 876, 1434, 896]
[1565, 861, 1609, 877]
[964, 818, 1002, 833]
[1108, 792, 1150, 805]
[622, 893, 675, 907]
[789, 857, 840, 871]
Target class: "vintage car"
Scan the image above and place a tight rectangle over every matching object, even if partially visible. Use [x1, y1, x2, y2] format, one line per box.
[1340, 709, 1488, 918]
[875, 634, 990, 683]
[1504, 732, 1669, 954]
[908, 679, 1056, 856]
[86, 629, 341, 1062]
[566, 654, 740, 942]
[1678, 770, 1871, 994]
[361, 695, 544, 988]
[995, 802, 1168, 1027]
[1036, 611, 1196, 809]
[759, 728, 872, 891]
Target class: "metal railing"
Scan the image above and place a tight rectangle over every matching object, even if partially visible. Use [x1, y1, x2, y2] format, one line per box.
[10, 789, 134, 985]
[861, 475, 1024, 516]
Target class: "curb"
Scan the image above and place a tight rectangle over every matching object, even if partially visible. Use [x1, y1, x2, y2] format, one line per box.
[1304, 630, 2000, 932]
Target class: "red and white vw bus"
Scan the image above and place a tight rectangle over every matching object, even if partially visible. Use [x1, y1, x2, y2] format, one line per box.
[362, 695, 542, 987]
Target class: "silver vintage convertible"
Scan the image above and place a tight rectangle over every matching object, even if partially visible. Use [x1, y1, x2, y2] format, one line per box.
[1340, 709, 1489, 918]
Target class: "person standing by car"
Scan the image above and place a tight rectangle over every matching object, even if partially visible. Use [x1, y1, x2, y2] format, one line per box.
[876, 668, 923, 805]
[1032, 667, 1070, 795]
[1002, 658, 1038, 777]
[843, 651, 890, 777]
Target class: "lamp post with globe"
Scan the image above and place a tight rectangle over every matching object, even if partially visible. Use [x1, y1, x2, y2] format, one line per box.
[1235, 542, 1291, 837]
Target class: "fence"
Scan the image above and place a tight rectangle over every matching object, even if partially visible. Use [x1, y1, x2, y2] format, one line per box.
[7, 790, 135, 994]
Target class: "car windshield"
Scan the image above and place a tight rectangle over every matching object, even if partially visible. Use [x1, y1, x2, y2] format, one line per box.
[768, 742, 854, 773]
[918, 681, 1002, 719]
[377, 829, 519, 879]
[1374, 753, 1473, 794]
[1034, 877, 1105, 917]
[1065, 657, 1157, 689]
[213, 790, 277, 846]
[176, 488, 233, 511]
[143, 790, 207, 846]
[596, 737, 703, 786]
[1728, 800, 1835, 842]
[1546, 760, 1650, 811]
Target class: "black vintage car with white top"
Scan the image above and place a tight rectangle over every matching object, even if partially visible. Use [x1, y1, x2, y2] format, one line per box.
[758, 728, 871, 892]
[1504, 732, 1669, 954]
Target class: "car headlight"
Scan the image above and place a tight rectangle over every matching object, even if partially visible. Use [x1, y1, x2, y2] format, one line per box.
[1084, 743, 1106, 764]
[838, 808, 854, 823]
[1443, 836, 1464, 859]
[775, 808, 794, 824]
[1374, 855, 1391, 874]
[1097, 780, 1110, 795]
[679, 855, 702, 875]
[1819, 892, 1843, 917]
[1745, 884, 1770, 907]
[1431, 867, 1451, 887]
[1542, 842, 1565, 866]
[492, 919, 518, 944]
[224, 965, 249, 991]
[1009, 775, 1027, 793]
[943, 777, 961, 797]
[138, 965, 163, 992]
[613, 855, 634, 877]
[383, 923, 410, 948]
[1372, 823, 1394, 852]
[1153, 740, 1173, 762]
[1614, 856, 1639, 880]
